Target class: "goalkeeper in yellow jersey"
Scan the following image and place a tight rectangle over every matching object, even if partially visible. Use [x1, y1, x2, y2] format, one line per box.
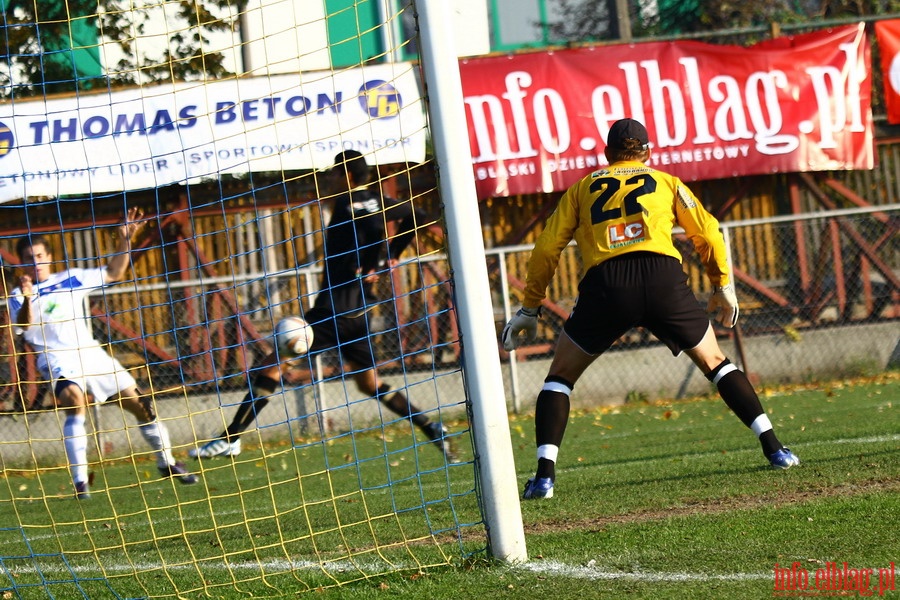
[501, 118, 799, 500]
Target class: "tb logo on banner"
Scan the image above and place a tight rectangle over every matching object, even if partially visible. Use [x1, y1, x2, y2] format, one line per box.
[875, 20, 900, 124]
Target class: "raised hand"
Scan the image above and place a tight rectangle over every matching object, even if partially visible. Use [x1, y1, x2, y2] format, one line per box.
[18, 274, 33, 297]
[118, 207, 146, 244]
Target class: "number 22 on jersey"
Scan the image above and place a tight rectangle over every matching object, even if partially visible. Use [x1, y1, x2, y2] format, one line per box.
[589, 174, 656, 249]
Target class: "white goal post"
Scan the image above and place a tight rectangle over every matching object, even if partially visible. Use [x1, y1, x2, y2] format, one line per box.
[416, 0, 528, 563]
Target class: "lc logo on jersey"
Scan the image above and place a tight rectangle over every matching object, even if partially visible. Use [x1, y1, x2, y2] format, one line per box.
[358, 80, 402, 119]
[0, 122, 15, 159]
[608, 219, 646, 249]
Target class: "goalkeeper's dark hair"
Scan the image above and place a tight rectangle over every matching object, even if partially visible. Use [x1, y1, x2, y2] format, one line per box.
[605, 139, 651, 163]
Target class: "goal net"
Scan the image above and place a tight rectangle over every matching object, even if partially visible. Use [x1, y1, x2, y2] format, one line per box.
[0, 1, 514, 596]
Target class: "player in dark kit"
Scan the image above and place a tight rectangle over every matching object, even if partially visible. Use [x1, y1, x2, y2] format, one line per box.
[192, 150, 458, 462]
[502, 118, 799, 500]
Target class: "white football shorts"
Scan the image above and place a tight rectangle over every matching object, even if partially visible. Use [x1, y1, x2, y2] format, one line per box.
[36, 346, 137, 403]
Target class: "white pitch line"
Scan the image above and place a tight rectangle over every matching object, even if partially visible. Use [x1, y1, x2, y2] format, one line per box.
[554, 433, 900, 476]
[519, 560, 772, 582]
[4, 557, 395, 576]
[9, 555, 896, 597]
[4, 554, 777, 585]
[821, 434, 900, 445]
[0, 554, 791, 592]
[6, 553, 892, 587]
[519, 560, 897, 584]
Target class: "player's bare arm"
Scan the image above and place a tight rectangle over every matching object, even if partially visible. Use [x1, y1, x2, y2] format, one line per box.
[105, 207, 146, 283]
[14, 273, 36, 327]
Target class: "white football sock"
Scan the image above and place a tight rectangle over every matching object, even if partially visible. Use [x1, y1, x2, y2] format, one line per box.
[750, 413, 774, 437]
[537, 444, 559, 463]
[139, 420, 176, 467]
[63, 414, 89, 485]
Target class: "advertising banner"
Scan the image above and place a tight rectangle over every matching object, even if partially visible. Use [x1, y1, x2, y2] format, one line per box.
[0, 63, 426, 203]
[460, 24, 873, 198]
[875, 19, 900, 124]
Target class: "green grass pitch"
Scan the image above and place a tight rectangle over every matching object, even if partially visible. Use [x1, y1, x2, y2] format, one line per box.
[1, 374, 897, 599]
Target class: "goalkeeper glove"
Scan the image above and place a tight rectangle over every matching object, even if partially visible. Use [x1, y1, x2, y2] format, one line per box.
[707, 284, 739, 328]
[501, 306, 541, 351]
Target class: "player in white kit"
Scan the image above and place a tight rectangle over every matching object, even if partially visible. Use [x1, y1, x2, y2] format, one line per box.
[8, 207, 197, 499]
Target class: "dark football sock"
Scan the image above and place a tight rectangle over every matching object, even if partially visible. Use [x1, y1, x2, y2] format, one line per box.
[707, 359, 782, 456]
[758, 430, 781, 457]
[223, 375, 280, 440]
[378, 384, 429, 428]
[534, 376, 573, 481]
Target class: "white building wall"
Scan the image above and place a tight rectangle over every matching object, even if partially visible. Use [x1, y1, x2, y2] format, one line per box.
[241, 0, 331, 75]
[98, 1, 490, 79]
[241, 0, 490, 75]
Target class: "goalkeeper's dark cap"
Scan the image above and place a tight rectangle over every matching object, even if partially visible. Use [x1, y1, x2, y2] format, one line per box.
[332, 150, 370, 184]
[606, 118, 650, 150]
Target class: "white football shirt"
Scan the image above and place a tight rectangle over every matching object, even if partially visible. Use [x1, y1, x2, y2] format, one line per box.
[9, 268, 107, 351]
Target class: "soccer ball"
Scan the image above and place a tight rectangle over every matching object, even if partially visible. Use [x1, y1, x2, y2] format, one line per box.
[274, 316, 314, 357]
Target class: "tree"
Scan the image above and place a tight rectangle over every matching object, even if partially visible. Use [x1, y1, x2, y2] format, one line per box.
[547, 0, 900, 43]
[0, 1, 239, 99]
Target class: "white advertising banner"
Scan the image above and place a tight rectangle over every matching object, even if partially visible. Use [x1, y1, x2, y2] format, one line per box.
[0, 63, 426, 203]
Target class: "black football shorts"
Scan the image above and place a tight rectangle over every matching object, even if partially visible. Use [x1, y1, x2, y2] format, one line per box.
[563, 251, 710, 356]
[303, 305, 378, 371]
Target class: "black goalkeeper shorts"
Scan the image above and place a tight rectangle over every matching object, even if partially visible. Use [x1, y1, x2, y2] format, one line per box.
[563, 251, 710, 356]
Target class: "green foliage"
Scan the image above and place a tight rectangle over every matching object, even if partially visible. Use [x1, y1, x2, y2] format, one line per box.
[0, 0, 238, 99]
[624, 389, 648, 403]
[547, 0, 900, 42]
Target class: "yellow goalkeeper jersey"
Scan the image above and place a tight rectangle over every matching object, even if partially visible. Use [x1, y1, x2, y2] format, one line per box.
[523, 160, 730, 308]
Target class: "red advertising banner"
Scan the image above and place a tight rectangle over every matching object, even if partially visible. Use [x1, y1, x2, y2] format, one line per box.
[460, 24, 873, 199]
[875, 19, 900, 124]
